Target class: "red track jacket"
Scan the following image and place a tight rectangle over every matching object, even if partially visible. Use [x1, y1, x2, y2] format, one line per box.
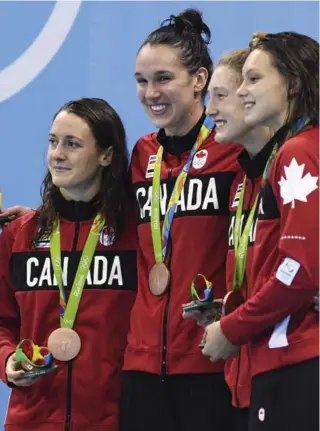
[0, 201, 137, 431]
[124, 122, 241, 376]
[221, 126, 319, 378]
[225, 139, 276, 408]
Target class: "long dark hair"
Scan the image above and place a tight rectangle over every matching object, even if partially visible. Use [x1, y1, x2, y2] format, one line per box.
[250, 31, 319, 127]
[34, 97, 131, 245]
[139, 8, 213, 96]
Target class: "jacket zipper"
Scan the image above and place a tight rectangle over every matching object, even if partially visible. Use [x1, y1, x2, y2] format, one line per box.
[65, 220, 80, 431]
[160, 168, 173, 380]
[234, 178, 255, 408]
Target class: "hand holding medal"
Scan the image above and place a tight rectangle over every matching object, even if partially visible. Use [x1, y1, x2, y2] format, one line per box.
[5, 339, 59, 386]
[200, 144, 281, 362]
[182, 274, 223, 326]
[182, 274, 223, 349]
[15, 339, 59, 378]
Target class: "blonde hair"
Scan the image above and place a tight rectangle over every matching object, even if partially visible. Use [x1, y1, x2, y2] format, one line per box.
[216, 48, 249, 82]
[249, 32, 269, 49]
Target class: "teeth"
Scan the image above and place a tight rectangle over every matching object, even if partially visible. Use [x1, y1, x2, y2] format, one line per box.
[244, 102, 254, 110]
[150, 104, 166, 112]
[215, 120, 226, 129]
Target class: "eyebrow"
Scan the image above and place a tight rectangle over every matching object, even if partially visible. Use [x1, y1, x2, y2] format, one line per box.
[211, 86, 228, 92]
[134, 70, 172, 78]
[48, 133, 84, 143]
[244, 68, 258, 75]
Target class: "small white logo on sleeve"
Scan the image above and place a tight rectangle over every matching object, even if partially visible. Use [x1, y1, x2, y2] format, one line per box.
[276, 257, 300, 286]
[192, 149, 208, 170]
[258, 408, 265, 422]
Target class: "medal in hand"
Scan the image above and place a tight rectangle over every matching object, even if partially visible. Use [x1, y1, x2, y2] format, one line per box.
[15, 339, 59, 379]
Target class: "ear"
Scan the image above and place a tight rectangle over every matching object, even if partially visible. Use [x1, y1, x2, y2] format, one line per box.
[194, 67, 209, 95]
[100, 146, 113, 167]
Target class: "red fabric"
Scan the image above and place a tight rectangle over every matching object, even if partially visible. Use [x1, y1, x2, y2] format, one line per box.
[224, 172, 261, 408]
[221, 127, 319, 378]
[124, 131, 242, 375]
[0, 213, 137, 430]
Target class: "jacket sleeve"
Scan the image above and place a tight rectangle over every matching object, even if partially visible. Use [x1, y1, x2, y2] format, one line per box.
[221, 139, 319, 345]
[0, 225, 21, 384]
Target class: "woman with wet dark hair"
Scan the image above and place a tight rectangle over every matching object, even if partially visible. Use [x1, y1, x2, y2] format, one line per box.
[202, 31, 319, 431]
[0, 98, 137, 430]
[120, 9, 241, 431]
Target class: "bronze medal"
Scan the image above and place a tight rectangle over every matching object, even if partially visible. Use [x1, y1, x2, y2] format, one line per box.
[47, 328, 81, 361]
[149, 262, 170, 296]
[222, 291, 244, 316]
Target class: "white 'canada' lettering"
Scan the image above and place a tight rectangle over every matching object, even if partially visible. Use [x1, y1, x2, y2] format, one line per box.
[26, 256, 123, 287]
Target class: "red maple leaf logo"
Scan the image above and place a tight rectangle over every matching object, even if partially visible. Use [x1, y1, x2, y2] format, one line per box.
[196, 150, 206, 158]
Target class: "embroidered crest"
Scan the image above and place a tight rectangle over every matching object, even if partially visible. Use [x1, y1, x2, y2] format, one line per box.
[192, 149, 208, 170]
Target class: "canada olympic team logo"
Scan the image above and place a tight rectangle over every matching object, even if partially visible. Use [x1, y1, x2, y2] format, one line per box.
[0, 1, 82, 103]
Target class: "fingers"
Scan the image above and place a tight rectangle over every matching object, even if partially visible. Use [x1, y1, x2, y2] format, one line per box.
[200, 330, 208, 353]
[6, 354, 39, 387]
[1, 206, 33, 218]
[183, 307, 218, 327]
[182, 308, 202, 320]
[7, 368, 26, 384]
[14, 376, 41, 387]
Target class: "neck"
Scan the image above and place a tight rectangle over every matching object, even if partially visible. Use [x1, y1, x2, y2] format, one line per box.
[59, 179, 100, 202]
[268, 110, 288, 133]
[165, 102, 204, 137]
[239, 126, 273, 158]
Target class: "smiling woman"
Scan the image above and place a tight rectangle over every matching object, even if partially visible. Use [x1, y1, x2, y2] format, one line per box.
[203, 31, 319, 431]
[134, 8, 212, 137]
[120, 8, 242, 431]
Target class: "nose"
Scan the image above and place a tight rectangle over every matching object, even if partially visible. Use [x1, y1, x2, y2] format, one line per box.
[206, 96, 218, 117]
[52, 141, 67, 160]
[145, 82, 161, 100]
[237, 81, 248, 99]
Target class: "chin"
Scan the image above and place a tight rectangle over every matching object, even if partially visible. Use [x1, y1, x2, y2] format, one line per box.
[51, 178, 70, 188]
[215, 130, 232, 143]
[149, 116, 171, 130]
[244, 110, 264, 128]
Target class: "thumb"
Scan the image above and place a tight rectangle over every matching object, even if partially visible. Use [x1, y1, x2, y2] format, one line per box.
[1, 206, 32, 218]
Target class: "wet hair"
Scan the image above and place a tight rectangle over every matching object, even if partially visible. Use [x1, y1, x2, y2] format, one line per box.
[139, 8, 213, 95]
[33, 97, 131, 246]
[249, 31, 319, 126]
[216, 48, 250, 84]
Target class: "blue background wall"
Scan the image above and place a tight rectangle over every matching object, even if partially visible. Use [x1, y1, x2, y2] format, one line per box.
[0, 0, 318, 421]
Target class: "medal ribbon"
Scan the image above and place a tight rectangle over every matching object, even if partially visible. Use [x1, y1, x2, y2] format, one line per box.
[50, 214, 105, 328]
[151, 116, 214, 263]
[191, 274, 213, 302]
[232, 145, 278, 291]
[232, 116, 310, 292]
